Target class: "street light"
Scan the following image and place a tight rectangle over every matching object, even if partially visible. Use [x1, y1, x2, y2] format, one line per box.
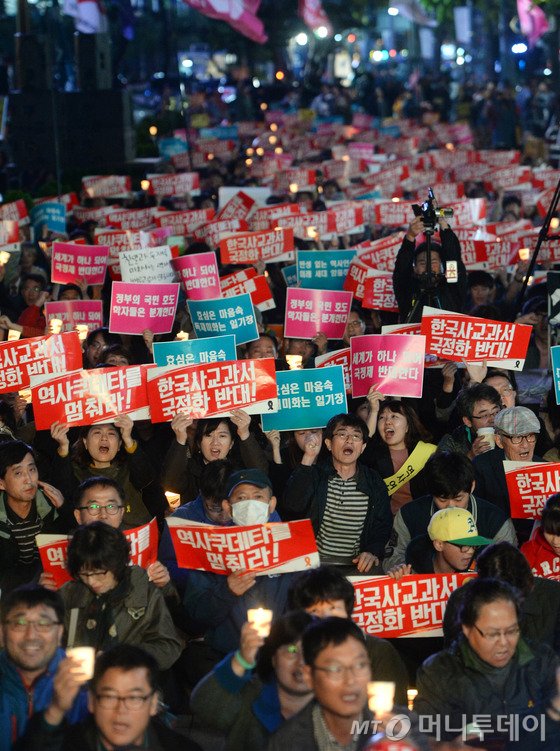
[296, 32, 308, 46]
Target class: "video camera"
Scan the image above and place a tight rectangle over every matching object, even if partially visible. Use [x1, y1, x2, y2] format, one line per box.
[412, 188, 454, 234]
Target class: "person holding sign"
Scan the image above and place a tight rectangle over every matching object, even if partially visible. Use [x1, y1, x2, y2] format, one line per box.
[284, 413, 392, 573]
[190, 611, 314, 751]
[0, 441, 72, 593]
[50, 417, 153, 527]
[60, 523, 182, 672]
[362, 398, 436, 515]
[0, 273, 49, 339]
[161, 411, 268, 506]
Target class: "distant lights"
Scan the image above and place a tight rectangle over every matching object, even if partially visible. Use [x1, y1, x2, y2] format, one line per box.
[260, 103, 268, 111]
[347, 33, 356, 43]
[388, 6, 399, 15]
[274, 146, 283, 154]
[252, 77, 261, 88]
[295, 32, 308, 46]
[256, 147, 265, 156]
[275, 70, 285, 80]
[334, 33, 342, 41]
[149, 125, 158, 136]
[391, 197, 400, 202]
[270, 123, 278, 132]
[512, 42, 527, 54]
[457, 56, 465, 65]
[316, 26, 329, 38]
[389, 49, 397, 58]
[544, 68, 552, 76]
[269, 135, 278, 145]
[551, 217, 560, 229]
[457, 47, 465, 56]
[245, 158, 253, 166]
[246, 148, 254, 156]
[181, 58, 193, 68]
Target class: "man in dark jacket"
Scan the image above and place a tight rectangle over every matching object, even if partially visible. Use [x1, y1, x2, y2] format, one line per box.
[18, 644, 201, 751]
[415, 578, 560, 747]
[283, 413, 392, 573]
[392, 213, 467, 323]
[384, 451, 516, 571]
[0, 441, 72, 593]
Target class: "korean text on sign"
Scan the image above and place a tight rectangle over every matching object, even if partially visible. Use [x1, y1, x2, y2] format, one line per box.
[147, 358, 278, 422]
[166, 517, 319, 575]
[504, 460, 560, 519]
[109, 282, 180, 335]
[45, 300, 103, 334]
[0, 332, 83, 393]
[350, 573, 475, 638]
[350, 334, 425, 399]
[284, 288, 353, 340]
[188, 293, 258, 346]
[31, 365, 150, 430]
[420, 306, 531, 368]
[152, 335, 237, 368]
[261, 365, 347, 432]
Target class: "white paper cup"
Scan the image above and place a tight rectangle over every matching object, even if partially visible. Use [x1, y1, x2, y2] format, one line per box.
[477, 427, 495, 449]
[367, 681, 395, 715]
[247, 608, 273, 638]
[66, 646, 95, 680]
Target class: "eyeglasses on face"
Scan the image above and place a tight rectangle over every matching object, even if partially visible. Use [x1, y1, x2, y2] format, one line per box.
[444, 542, 476, 553]
[79, 570, 109, 581]
[77, 503, 123, 516]
[471, 407, 500, 420]
[4, 617, 61, 633]
[500, 433, 536, 445]
[94, 691, 155, 710]
[332, 431, 363, 442]
[312, 659, 370, 682]
[472, 624, 520, 642]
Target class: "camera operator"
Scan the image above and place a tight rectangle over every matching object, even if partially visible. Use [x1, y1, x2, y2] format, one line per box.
[393, 207, 467, 323]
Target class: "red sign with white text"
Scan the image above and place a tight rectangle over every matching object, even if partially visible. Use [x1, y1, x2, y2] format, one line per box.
[420, 307, 531, 366]
[146, 358, 278, 421]
[504, 461, 560, 519]
[221, 274, 275, 312]
[0, 332, 83, 393]
[219, 227, 294, 264]
[351, 573, 475, 638]
[216, 190, 255, 221]
[31, 365, 150, 429]
[148, 172, 200, 196]
[166, 517, 319, 575]
[82, 175, 131, 198]
[362, 273, 399, 311]
[154, 208, 215, 235]
[315, 348, 351, 393]
[37, 518, 159, 588]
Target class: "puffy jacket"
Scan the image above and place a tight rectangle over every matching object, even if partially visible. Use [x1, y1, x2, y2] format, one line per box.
[415, 637, 560, 742]
[0, 648, 87, 751]
[283, 461, 392, 560]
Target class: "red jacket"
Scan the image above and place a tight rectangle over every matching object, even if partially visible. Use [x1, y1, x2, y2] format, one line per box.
[521, 528, 560, 580]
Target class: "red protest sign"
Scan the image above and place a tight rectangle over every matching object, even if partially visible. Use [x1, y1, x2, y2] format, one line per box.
[420, 307, 531, 367]
[82, 175, 131, 198]
[343, 259, 371, 301]
[0, 221, 19, 244]
[220, 267, 257, 291]
[221, 274, 275, 312]
[107, 207, 156, 231]
[249, 203, 302, 231]
[219, 227, 294, 264]
[504, 461, 560, 519]
[362, 273, 399, 312]
[356, 234, 403, 271]
[275, 212, 331, 240]
[148, 172, 200, 196]
[273, 167, 316, 193]
[166, 517, 319, 575]
[51, 242, 109, 285]
[37, 519, 158, 589]
[0, 332, 83, 394]
[74, 205, 118, 227]
[31, 365, 150, 430]
[216, 190, 255, 221]
[146, 358, 278, 422]
[154, 207, 215, 235]
[327, 204, 365, 235]
[193, 218, 249, 248]
[0, 199, 29, 226]
[373, 201, 417, 226]
[351, 573, 475, 638]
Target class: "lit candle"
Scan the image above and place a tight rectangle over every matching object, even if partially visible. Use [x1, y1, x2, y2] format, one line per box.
[49, 318, 63, 334]
[406, 688, 418, 712]
[286, 354, 303, 370]
[66, 646, 96, 681]
[165, 491, 181, 509]
[76, 324, 89, 341]
[18, 388, 32, 404]
[7, 329, 21, 341]
[289, 183, 299, 194]
[141, 179, 151, 192]
[518, 248, 530, 261]
[0, 251, 10, 265]
[367, 681, 395, 716]
[176, 331, 189, 341]
[247, 607, 273, 638]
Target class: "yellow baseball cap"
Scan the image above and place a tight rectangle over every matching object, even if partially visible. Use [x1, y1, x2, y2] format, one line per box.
[428, 507, 493, 546]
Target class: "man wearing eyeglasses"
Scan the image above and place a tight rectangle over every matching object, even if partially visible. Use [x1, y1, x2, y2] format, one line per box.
[473, 406, 543, 521]
[19, 645, 202, 751]
[0, 586, 88, 751]
[415, 578, 560, 747]
[438, 383, 502, 459]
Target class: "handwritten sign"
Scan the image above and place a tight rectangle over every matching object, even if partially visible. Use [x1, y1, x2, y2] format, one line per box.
[120, 245, 175, 285]
[146, 358, 278, 421]
[261, 365, 346, 432]
[31, 365, 150, 430]
[109, 282, 180, 335]
[166, 517, 319, 575]
[0, 332, 83, 393]
[36, 518, 158, 588]
[351, 573, 475, 638]
[45, 300, 103, 333]
[152, 335, 237, 367]
[51, 242, 109, 286]
[504, 460, 560, 519]
[188, 293, 258, 346]
[351, 334, 425, 398]
[284, 288, 352, 340]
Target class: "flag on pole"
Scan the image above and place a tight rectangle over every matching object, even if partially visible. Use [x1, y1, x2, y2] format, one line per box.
[298, 0, 333, 35]
[183, 0, 267, 43]
[517, 0, 549, 48]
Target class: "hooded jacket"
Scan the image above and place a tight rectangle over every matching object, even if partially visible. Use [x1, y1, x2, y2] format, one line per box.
[521, 528, 560, 581]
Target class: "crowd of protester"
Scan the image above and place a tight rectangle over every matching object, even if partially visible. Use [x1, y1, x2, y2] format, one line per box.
[3, 71, 560, 751]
